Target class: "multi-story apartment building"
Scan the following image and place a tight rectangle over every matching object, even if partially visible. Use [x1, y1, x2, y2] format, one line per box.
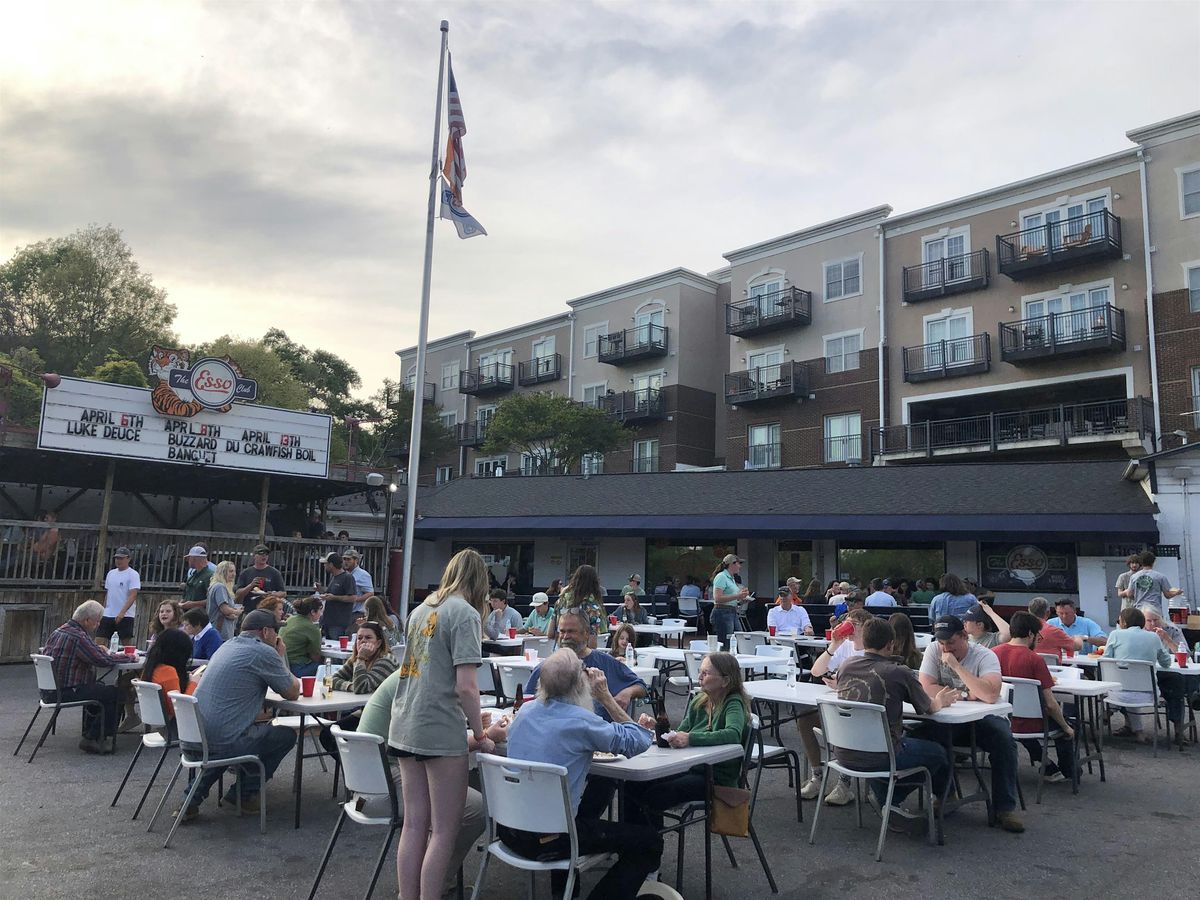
[1127, 111, 1200, 447]
[878, 149, 1157, 464]
[716, 206, 890, 471]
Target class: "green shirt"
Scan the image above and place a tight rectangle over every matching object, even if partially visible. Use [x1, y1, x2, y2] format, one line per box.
[678, 693, 748, 786]
[524, 607, 554, 633]
[183, 565, 214, 602]
[359, 669, 401, 738]
[712, 571, 740, 608]
[280, 614, 322, 667]
[910, 590, 936, 605]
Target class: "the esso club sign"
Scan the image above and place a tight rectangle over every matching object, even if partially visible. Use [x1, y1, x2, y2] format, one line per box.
[190, 357, 246, 409]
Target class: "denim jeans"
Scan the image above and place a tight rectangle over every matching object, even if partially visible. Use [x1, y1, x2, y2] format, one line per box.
[869, 736, 950, 805]
[710, 606, 738, 649]
[1156, 671, 1187, 724]
[46, 683, 121, 740]
[290, 660, 320, 677]
[625, 771, 708, 831]
[182, 722, 296, 804]
[912, 714, 1019, 814]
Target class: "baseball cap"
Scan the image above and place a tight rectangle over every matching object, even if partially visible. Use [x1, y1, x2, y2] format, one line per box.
[721, 554, 743, 566]
[241, 609, 279, 632]
[961, 605, 988, 625]
[113, 547, 131, 558]
[532, 591, 550, 606]
[324, 552, 342, 566]
[777, 585, 790, 596]
[184, 545, 208, 558]
[252, 544, 270, 554]
[933, 615, 965, 640]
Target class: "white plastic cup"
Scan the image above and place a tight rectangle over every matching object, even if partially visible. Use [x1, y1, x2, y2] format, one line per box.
[524, 649, 538, 662]
[707, 635, 718, 652]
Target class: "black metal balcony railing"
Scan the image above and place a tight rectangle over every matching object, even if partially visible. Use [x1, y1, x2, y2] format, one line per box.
[459, 362, 515, 396]
[725, 287, 813, 337]
[597, 324, 668, 365]
[724, 361, 809, 406]
[996, 210, 1122, 280]
[746, 442, 781, 469]
[455, 421, 488, 447]
[631, 454, 659, 473]
[599, 388, 666, 424]
[825, 435, 862, 464]
[999, 304, 1125, 363]
[903, 333, 992, 383]
[872, 396, 1155, 458]
[517, 353, 562, 386]
[386, 381, 435, 408]
[902, 249, 990, 302]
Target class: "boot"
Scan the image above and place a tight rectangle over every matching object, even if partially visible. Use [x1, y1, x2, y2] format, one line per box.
[117, 703, 142, 734]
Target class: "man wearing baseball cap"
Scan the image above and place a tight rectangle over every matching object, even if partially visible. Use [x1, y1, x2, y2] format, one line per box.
[233, 544, 287, 613]
[179, 545, 216, 612]
[340, 547, 374, 615]
[177, 608, 298, 821]
[99, 547, 140, 647]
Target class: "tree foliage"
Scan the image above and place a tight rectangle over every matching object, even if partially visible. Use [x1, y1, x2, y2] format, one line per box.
[262, 328, 367, 419]
[196, 335, 310, 411]
[0, 348, 46, 426]
[482, 392, 626, 474]
[351, 378, 455, 470]
[90, 355, 148, 387]
[0, 225, 177, 375]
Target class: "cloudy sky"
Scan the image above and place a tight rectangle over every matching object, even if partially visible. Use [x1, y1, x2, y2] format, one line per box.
[2, 0, 1197, 398]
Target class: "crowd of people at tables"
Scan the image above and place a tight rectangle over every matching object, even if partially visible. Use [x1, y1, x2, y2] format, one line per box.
[33, 541, 1197, 899]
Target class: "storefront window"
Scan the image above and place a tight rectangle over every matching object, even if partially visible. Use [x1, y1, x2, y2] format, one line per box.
[451, 541, 535, 595]
[645, 538, 736, 594]
[836, 542, 945, 591]
[776, 540, 813, 586]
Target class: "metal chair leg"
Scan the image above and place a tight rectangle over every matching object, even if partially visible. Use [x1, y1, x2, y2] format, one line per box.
[163, 770, 203, 848]
[27, 707, 63, 763]
[875, 778, 897, 862]
[720, 834, 737, 867]
[13, 706, 41, 757]
[306, 808, 346, 900]
[469, 848, 490, 900]
[747, 823, 778, 893]
[807, 767, 832, 844]
[133, 744, 175, 821]
[363, 822, 399, 900]
[146, 761, 183, 833]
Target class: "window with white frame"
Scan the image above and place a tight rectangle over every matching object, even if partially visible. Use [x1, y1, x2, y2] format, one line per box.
[404, 366, 417, 391]
[520, 452, 561, 476]
[824, 332, 862, 373]
[634, 306, 665, 347]
[531, 337, 556, 376]
[747, 348, 783, 385]
[824, 413, 861, 463]
[1023, 282, 1111, 342]
[582, 382, 607, 408]
[1192, 367, 1200, 430]
[440, 362, 458, 390]
[923, 309, 974, 366]
[1021, 195, 1107, 250]
[1180, 166, 1200, 219]
[922, 229, 971, 286]
[1188, 263, 1200, 313]
[748, 275, 785, 316]
[581, 452, 604, 475]
[475, 456, 506, 477]
[438, 410, 458, 430]
[633, 439, 659, 473]
[747, 423, 781, 469]
[435, 465, 454, 485]
[583, 323, 607, 358]
[823, 256, 861, 301]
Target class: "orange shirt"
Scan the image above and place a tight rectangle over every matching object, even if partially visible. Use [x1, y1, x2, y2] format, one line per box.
[150, 663, 196, 717]
[1035, 622, 1076, 661]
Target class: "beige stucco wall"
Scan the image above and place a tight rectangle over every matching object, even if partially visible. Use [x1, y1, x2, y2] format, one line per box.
[1141, 126, 1200, 287]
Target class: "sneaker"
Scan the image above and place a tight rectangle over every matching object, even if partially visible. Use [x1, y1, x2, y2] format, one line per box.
[173, 804, 200, 823]
[996, 811, 1025, 833]
[824, 780, 854, 806]
[117, 713, 143, 734]
[799, 772, 824, 800]
[1042, 763, 1066, 784]
[78, 737, 104, 754]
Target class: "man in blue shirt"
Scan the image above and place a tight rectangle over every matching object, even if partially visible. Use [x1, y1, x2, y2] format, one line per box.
[1048, 598, 1107, 650]
[505, 649, 662, 897]
[341, 548, 375, 615]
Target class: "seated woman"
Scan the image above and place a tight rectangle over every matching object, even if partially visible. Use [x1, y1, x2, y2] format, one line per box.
[630, 652, 748, 828]
[364, 594, 403, 646]
[617, 593, 648, 625]
[280, 597, 324, 677]
[319, 621, 400, 753]
[608, 622, 638, 661]
[140, 627, 197, 734]
[149, 600, 184, 643]
[181, 609, 222, 660]
[1104, 606, 1173, 742]
[887, 612, 923, 669]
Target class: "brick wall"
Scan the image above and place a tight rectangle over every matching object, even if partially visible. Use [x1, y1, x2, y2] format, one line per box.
[1153, 288, 1200, 447]
[601, 385, 717, 473]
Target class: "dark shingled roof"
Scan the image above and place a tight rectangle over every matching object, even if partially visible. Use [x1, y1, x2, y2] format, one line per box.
[413, 460, 1158, 542]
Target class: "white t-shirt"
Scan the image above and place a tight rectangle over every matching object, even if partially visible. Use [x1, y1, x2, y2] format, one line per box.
[767, 604, 811, 634]
[865, 591, 897, 607]
[103, 566, 141, 617]
[827, 639, 865, 672]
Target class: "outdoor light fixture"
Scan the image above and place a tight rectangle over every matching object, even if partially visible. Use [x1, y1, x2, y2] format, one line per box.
[365, 472, 385, 486]
[388, 482, 399, 493]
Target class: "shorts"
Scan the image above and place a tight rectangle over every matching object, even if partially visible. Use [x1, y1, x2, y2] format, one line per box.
[98, 616, 135, 643]
[388, 747, 436, 762]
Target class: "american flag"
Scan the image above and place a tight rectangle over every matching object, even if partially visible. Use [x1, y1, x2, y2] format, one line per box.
[438, 53, 486, 238]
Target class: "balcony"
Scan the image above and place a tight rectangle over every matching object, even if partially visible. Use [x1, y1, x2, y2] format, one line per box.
[455, 421, 488, 447]
[903, 334, 991, 383]
[825, 435, 863, 465]
[459, 362, 515, 396]
[517, 353, 562, 386]
[746, 442, 781, 470]
[632, 454, 659, 473]
[999, 304, 1125, 364]
[725, 287, 813, 337]
[597, 324, 668, 365]
[725, 362, 809, 406]
[599, 388, 666, 424]
[902, 249, 990, 302]
[385, 381, 435, 408]
[872, 396, 1155, 461]
[996, 210, 1122, 280]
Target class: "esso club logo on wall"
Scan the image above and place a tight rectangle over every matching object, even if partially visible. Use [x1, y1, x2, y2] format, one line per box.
[148, 344, 258, 418]
[190, 357, 243, 410]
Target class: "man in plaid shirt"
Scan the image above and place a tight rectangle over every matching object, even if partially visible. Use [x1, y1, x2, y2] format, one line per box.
[43, 600, 127, 753]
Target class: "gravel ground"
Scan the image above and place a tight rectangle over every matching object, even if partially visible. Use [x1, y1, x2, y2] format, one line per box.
[1, 662, 1197, 899]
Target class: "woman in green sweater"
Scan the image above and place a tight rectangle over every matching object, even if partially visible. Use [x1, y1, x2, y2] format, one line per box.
[630, 651, 749, 828]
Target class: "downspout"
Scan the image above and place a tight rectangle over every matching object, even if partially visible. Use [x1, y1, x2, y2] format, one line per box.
[876, 224, 887, 461]
[567, 312, 576, 397]
[1136, 148, 1163, 450]
[460, 339, 470, 477]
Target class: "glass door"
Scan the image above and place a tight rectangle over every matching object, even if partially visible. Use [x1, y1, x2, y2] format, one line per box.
[531, 337, 555, 376]
[635, 309, 665, 348]
[926, 313, 970, 366]
[749, 279, 783, 317]
[747, 349, 783, 387]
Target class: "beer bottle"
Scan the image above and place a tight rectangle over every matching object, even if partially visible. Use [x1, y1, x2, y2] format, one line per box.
[654, 697, 671, 748]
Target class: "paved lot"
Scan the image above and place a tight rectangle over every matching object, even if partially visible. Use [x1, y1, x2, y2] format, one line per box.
[1, 662, 1197, 899]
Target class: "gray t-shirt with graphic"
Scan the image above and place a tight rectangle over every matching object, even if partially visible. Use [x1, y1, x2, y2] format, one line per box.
[920, 640, 1000, 692]
[1130, 569, 1172, 616]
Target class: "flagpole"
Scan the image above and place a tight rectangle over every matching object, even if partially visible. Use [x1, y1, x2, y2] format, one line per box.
[398, 19, 449, 626]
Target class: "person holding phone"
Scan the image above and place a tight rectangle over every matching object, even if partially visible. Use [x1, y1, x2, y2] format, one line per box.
[710, 554, 748, 650]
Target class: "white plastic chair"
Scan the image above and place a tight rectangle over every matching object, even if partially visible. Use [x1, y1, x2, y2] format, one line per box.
[472, 753, 612, 900]
[754, 644, 793, 677]
[688, 640, 709, 652]
[596, 633, 610, 649]
[734, 631, 767, 654]
[147, 692, 267, 847]
[111, 680, 179, 819]
[1037, 652, 1060, 666]
[914, 633, 933, 650]
[1004, 676, 1075, 803]
[476, 661, 500, 706]
[809, 698, 936, 861]
[661, 618, 685, 629]
[1098, 657, 1160, 756]
[306, 726, 399, 900]
[15, 654, 109, 762]
[523, 637, 553, 659]
[496, 664, 527, 708]
[667, 650, 704, 696]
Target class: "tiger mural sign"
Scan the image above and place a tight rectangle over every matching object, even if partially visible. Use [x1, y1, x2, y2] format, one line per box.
[37, 369, 331, 478]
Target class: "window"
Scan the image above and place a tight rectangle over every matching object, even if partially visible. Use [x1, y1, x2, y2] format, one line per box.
[582, 383, 607, 408]
[531, 337, 556, 376]
[748, 277, 785, 316]
[438, 410, 457, 429]
[583, 323, 607, 358]
[477, 405, 496, 427]
[1181, 167, 1200, 219]
[633, 439, 659, 473]
[440, 362, 458, 390]
[1190, 365, 1200, 430]
[923, 309, 973, 366]
[646, 537, 737, 593]
[836, 542, 945, 587]
[776, 540, 814, 585]
[1021, 195, 1107, 250]
[1024, 284, 1111, 342]
[478, 349, 513, 370]
[435, 465, 454, 485]
[568, 545, 597, 573]
[823, 256, 862, 301]
[922, 229, 970, 286]
[747, 348, 783, 383]
[1188, 264, 1200, 313]
[520, 452, 560, 476]
[824, 412, 862, 463]
[747, 423, 780, 469]
[633, 372, 663, 396]
[634, 307, 665, 346]
[404, 367, 417, 391]
[824, 332, 862, 373]
[475, 456, 506, 477]
[581, 452, 604, 475]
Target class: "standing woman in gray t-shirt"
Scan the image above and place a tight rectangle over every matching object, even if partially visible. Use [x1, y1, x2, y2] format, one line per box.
[390, 549, 495, 900]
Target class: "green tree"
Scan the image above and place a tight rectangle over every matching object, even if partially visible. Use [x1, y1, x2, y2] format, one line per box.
[262, 328, 367, 418]
[0, 225, 177, 375]
[90, 356, 148, 387]
[482, 392, 626, 474]
[195, 336, 310, 411]
[0, 348, 46, 426]
[353, 378, 455, 469]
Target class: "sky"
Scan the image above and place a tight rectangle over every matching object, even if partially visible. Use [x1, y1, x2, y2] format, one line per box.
[2, 0, 1198, 400]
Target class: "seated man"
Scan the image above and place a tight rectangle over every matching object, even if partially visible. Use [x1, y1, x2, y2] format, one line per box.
[179, 609, 299, 820]
[832, 592, 864, 618]
[767, 586, 812, 635]
[504, 649, 663, 897]
[181, 609, 223, 660]
[42, 600, 129, 753]
[914, 615, 1023, 833]
[524, 609, 646, 721]
[1027, 597, 1081, 660]
[484, 589, 523, 640]
[1047, 597, 1106, 651]
[963, 603, 1009, 650]
[521, 592, 554, 635]
[993, 612, 1076, 783]
[835, 619, 956, 810]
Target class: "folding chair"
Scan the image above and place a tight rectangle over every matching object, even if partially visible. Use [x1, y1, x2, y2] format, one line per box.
[522, 637, 553, 659]
[111, 680, 179, 820]
[733, 632, 767, 654]
[1004, 676, 1077, 803]
[1099, 658, 1160, 757]
[473, 754, 612, 900]
[665, 651, 704, 697]
[495, 664, 527, 708]
[809, 698, 937, 861]
[14, 654, 109, 762]
[146, 692, 267, 847]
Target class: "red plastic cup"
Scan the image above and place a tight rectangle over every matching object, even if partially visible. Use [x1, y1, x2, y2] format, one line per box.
[768, 625, 777, 637]
[301, 676, 316, 697]
[508, 627, 517, 639]
[123, 644, 136, 656]
[609, 615, 618, 626]
[339, 635, 349, 650]
[824, 629, 833, 641]
[1176, 652, 1189, 668]
[1064, 647, 1074, 658]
